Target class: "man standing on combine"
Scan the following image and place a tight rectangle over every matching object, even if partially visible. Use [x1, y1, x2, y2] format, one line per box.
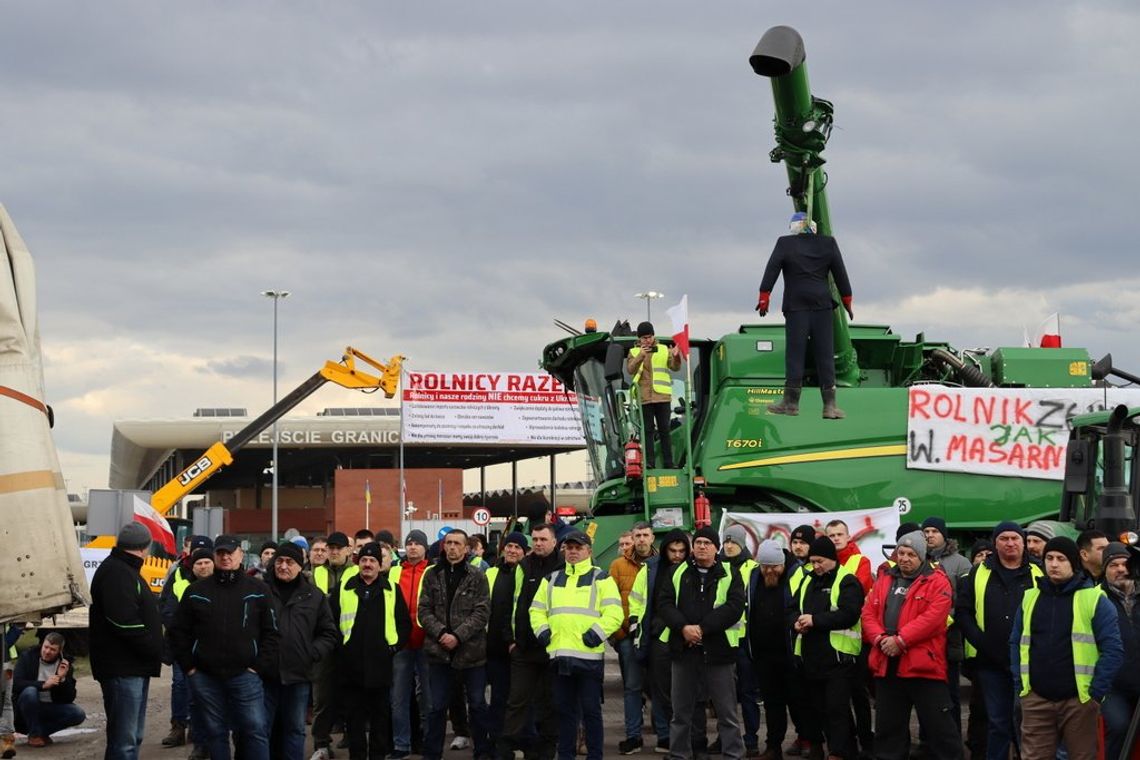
[626, 322, 682, 468]
[756, 211, 853, 419]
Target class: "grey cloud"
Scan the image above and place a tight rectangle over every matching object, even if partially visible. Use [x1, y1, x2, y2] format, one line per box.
[202, 355, 275, 378]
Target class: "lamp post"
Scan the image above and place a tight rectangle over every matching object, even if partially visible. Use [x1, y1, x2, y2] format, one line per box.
[261, 289, 290, 540]
[634, 291, 664, 322]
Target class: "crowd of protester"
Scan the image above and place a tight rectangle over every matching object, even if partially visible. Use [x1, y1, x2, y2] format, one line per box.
[5, 506, 1130, 760]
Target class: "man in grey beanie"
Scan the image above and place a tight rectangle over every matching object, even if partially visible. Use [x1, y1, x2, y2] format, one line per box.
[89, 522, 163, 760]
[861, 530, 959, 760]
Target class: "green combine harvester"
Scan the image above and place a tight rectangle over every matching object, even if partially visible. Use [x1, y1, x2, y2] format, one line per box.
[540, 26, 1140, 563]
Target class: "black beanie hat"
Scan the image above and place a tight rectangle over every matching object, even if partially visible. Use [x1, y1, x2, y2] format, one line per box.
[275, 541, 304, 565]
[969, 539, 994, 563]
[358, 542, 384, 561]
[259, 540, 277, 554]
[921, 516, 948, 539]
[992, 520, 1024, 542]
[896, 521, 922, 541]
[790, 525, 817, 544]
[1043, 536, 1080, 571]
[693, 526, 720, 550]
[190, 547, 214, 564]
[636, 321, 655, 337]
[809, 535, 838, 562]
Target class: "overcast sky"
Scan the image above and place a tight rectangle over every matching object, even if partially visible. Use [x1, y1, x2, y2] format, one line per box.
[2, 2, 1137, 496]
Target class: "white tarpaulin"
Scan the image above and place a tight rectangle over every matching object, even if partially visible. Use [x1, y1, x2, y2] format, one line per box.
[0, 205, 89, 622]
[401, 371, 585, 446]
[720, 507, 902, 566]
[906, 385, 1140, 481]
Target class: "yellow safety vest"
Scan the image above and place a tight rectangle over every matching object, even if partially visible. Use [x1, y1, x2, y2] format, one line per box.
[789, 563, 812, 598]
[172, 568, 192, 601]
[963, 562, 1043, 659]
[794, 565, 862, 657]
[529, 557, 623, 661]
[339, 576, 399, 646]
[1017, 585, 1104, 703]
[313, 563, 354, 595]
[736, 558, 758, 630]
[841, 553, 867, 582]
[630, 564, 649, 624]
[658, 562, 744, 647]
[629, 346, 673, 397]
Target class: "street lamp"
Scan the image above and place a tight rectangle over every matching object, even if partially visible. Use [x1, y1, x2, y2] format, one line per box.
[261, 289, 290, 541]
[634, 291, 664, 322]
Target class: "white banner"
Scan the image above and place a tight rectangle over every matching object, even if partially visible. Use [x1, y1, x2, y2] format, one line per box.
[720, 507, 902, 567]
[906, 386, 1140, 480]
[401, 371, 585, 446]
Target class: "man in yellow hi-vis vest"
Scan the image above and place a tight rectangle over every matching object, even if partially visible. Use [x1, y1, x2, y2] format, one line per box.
[1010, 536, 1122, 760]
[340, 541, 411, 759]
[529, 529, 623, 760]
[956, 521, 1042, 760]
[793, 536, 864, 760]
[658, 526, 746, 760]
[625, 321, 681, 469]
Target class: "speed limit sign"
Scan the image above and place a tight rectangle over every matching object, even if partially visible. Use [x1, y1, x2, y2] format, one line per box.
[472, 507, 491, 527]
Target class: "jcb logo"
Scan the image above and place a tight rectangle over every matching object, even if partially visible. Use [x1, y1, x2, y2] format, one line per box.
[178, 456, 213, 486]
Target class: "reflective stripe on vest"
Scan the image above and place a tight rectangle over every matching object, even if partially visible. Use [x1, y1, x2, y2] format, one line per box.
[794, 565, 862, 657]
[659, 562, 742, 647]
[339, 579, 399, 646]
[964, 562, 1043, 659]
[629, 346, 672, 397]
[1017, 585, 1104, 703]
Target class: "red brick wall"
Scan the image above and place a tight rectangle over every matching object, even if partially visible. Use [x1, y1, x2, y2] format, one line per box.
[332, 468, 462, 537]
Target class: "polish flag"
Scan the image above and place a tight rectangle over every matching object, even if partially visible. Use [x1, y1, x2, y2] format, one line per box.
[1034, 313, 1062, 348]
[666, 295, 690, 359]
[131, 494, 177, 555]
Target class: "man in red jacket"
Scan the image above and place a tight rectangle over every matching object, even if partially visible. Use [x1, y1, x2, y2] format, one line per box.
[861, 530, 960, 760]
[389, 529, 432, 759]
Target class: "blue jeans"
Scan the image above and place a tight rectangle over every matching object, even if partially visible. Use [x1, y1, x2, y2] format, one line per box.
[189, 670, 269, 760]
[976, 667, 1017, 760]
[15, 686, 85, 737]
[616, 637, 644, 740]
[736, 647, 760, 750]
[263, 680, 311, 760]
[553, 663, 605, 760]
[1102, 690, 1137, 760]
[170, 662, 190, 723]
[99, 675, 150, 760]
[486, 655, 511, 739]
[424, 663, 490, 760]
[391, 648, 431, 753]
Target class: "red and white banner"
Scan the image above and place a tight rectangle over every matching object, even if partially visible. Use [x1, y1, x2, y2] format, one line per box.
[131, 494, 177, 555]
[666, 295, 690, 359]
[402, 371, 585, 445]
[906, 386, 1140, 480]
[721, 506, 901, 566]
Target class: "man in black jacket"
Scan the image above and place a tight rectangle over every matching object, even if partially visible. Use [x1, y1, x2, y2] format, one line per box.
[340, 542, 412, 760]
[12, 633, 84, 746]
[89, 521, 164, 760]
[956, 521, 1041, 760]
[497, 523, 565, 760]
[264, 541, 339, 760]
[486, 532, 527, 740]
[793, 536, 864, 760]
[170, 534, 279, 760]
[1099, 542, 1140, 760]
[640, 529, 691, 755]
[747, 540, 804, 760]
[756, 212, 854, 419]
[658, 526, 746, 760]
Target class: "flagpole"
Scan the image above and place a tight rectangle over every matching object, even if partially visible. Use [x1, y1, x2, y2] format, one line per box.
[399, 364, 407, 525]
[364, 479, 371, 532]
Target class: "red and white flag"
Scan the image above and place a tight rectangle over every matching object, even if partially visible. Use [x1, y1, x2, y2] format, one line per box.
[1032, 313, 1062, 348]
[131, 494, 177, 555]
[666, 295, 690, 359]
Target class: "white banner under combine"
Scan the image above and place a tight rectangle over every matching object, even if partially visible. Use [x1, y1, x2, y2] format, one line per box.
[721, 507, 901, 566]
[401, 371, 585, 446]
[905, 386, 1140, 481]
